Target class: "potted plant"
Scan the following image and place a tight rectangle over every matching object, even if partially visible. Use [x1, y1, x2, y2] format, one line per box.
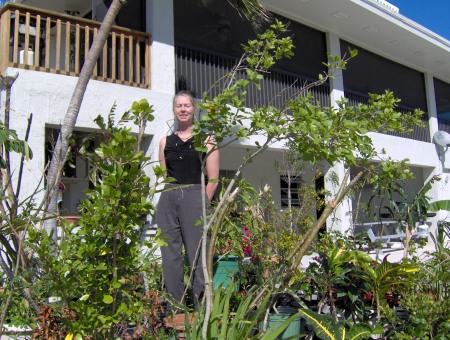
[212, 211, 253, 290]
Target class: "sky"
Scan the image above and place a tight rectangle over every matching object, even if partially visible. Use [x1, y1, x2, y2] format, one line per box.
[388, 0, 450, 41]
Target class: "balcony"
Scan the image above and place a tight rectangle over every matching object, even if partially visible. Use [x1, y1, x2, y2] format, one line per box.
[438, 118, 450, 134]
[175, 44, 331, 109]
[345, 89, 431, 142]
[0, 3, 151, 88]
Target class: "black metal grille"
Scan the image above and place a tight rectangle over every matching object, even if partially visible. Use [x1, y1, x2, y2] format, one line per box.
[175, 45, 330, 109]
[345, 90, 430, 142]
[175, 45, 433, 143]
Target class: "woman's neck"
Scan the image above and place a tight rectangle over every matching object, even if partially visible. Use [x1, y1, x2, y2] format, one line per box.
[177, 124, 192, 134]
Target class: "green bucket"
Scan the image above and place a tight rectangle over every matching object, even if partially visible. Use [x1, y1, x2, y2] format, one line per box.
[213, 255, 241, 290]
[261, 307, 302, 339]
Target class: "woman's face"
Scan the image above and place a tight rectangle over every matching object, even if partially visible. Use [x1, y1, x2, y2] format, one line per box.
[174, 95, 195, 125]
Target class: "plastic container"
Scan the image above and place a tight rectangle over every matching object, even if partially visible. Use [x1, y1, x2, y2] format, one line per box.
[213, 255, 241, 290]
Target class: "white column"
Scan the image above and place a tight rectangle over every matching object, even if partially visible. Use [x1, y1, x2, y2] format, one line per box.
[146, 0, 175, 94]
[425, 73, 439, 140]
[324, 32, 353, 233]
[326, 32, 345, 104]
[423, 73, 450, 225]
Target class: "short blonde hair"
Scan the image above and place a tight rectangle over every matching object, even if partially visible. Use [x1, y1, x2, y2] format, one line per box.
[173, 91, 196, 110]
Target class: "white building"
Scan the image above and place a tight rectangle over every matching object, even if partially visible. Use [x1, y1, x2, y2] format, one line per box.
[1, 0, 449, 237]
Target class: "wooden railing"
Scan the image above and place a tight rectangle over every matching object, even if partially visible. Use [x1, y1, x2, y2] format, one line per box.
[0, 3, 151, 88]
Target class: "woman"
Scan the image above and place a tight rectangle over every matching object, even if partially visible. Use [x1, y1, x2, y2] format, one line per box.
[157, 91, 219, 308]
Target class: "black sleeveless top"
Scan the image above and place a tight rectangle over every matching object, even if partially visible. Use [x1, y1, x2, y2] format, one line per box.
[164, 134, 205, 184]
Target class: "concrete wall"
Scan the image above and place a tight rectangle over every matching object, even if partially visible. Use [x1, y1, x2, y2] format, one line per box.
[3, 67, 174, 207]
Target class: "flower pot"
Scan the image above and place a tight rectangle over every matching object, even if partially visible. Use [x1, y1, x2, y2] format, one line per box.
[213, 255, 241, 290]
[260, 306, 302, 339]
[61, 215, 81, 225]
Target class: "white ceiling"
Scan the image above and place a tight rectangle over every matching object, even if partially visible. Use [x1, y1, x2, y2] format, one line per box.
[263, 0, 450, 83]
[16, 0, 92, 17]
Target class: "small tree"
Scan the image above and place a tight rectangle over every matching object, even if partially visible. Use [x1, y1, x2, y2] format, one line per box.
[187, 19, 423, 335]
[29, 101, 165, 338]
[0, 74, 39, 333]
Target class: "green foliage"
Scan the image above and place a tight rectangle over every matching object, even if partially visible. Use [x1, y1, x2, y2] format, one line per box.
[27, 102, 164, 338]
[188, 24, 424, 319]
[193, 19, 295, 150]
[429, 199, 450, 212]
[211, 178, 257, 257]
[306, 232, 374, 321]
[0, 122, 33, 168]
[123, 98, 155, 124]
[299, 308, 383, 339]
[186, 285, 300, 340]
[286, 91, 423, 167]
[383, 222, 450, 339]
[360, 257, 418, 322]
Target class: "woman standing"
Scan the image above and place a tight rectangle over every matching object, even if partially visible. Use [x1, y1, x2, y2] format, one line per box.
[157, 91, 219, 308]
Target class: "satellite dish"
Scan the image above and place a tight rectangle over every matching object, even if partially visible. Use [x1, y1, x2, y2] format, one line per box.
[433, 130, 450, 147]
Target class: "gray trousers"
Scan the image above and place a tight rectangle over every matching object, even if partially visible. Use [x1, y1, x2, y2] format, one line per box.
[156, 184, 206, 307]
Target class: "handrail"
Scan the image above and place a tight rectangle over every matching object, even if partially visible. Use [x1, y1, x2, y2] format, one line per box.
[0, 3, 151, 88]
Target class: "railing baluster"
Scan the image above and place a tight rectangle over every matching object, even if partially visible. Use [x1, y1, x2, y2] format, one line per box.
[23, 12, 31, 65]
[102, 33, 107, 78]
[112, 32, 117, 81]
[74, 24, 80, 73]
[45, 17, 51, 69]
[135, 38, 140, 84]
[55, 19, 61, 71]
[128, 35, 133, 83]
[35, 15, 41, 67]
[145, 36, 150, 87]
[65, 21, 71, 73]
[13, 10, 19, 64]
[84, 24, 89, 69]
[93, 27, 98, 77]
[120, 33, 125, 81]
[0, 9, 11, 71]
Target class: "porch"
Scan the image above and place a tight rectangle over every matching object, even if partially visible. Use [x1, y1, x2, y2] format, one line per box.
[0, 3, 151, 88]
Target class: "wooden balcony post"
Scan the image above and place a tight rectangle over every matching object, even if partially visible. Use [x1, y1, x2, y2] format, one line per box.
[0, 9, 11, 74]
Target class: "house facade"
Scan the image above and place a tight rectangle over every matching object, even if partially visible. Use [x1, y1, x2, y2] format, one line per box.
[1, 0, 449, 233]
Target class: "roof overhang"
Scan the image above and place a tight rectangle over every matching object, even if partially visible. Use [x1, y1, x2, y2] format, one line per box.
[263, 0, 450, 83]
[13, 0, 91, 17]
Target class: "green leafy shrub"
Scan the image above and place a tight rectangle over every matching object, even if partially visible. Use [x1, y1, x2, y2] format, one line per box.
[28, 102, 166, 338]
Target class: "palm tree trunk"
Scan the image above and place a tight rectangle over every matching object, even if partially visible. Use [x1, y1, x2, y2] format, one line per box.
[43, 0, 127, 235]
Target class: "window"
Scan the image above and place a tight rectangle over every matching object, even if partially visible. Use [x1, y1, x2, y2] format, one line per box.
[280, 176, 302, 208]
[45, 128, 99, 214]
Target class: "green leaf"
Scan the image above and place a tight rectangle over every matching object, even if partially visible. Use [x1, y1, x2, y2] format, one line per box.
[103, 294, 114, 304]
[79, 294, 90, 301]
[429, 200, 450, 212]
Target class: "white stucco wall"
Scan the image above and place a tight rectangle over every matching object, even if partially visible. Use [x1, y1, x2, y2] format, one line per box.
[3, 67, 174, 208]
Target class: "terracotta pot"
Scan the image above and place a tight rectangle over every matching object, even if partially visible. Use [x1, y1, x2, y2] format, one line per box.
[61, 215, 81, 225]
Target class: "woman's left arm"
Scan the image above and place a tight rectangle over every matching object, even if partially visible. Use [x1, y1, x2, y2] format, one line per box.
[205, 138, 219, 201]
